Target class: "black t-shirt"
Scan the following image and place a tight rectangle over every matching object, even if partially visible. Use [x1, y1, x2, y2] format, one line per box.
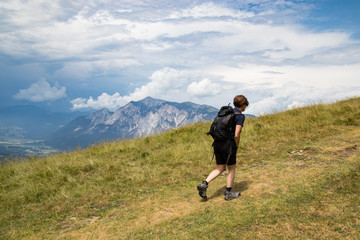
[234, 108, 245, 127]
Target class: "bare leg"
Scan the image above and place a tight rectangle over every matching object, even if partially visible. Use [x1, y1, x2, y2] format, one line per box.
[226, 164, 236, 188]
[205, 165, 225, 183]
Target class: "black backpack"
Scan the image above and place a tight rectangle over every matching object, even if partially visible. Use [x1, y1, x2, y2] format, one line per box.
[207, 105, 240, 141]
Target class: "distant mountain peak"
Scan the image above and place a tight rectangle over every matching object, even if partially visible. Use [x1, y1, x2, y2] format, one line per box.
[87, 108, 112, 117]
[87, 108, 113, 125]
[143, 96, 156, 101]
[45, 97, 218, 150]
[133, 96, 165, 107]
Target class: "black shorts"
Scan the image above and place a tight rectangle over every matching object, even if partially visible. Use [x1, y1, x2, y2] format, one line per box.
[213, 140, 237, 165]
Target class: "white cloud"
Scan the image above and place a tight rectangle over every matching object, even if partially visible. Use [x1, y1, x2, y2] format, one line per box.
[1, 1, 354, 64]
[168, 2, 254, 19]
[245, 83, 360, 116]
[205, 63, 360, 88]
[71, 92, 127, 110]
[71, 67, 225, 110]
[200, 62, 360, 115]
[286, 101, 308, 110]
[2, 1, 360, 115]
[187, 78, 220, 97]
[14, 79, 66, 102]
[70, 62, 360, 115]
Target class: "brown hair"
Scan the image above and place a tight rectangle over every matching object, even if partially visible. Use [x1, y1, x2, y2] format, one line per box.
[233, 95, 249, 108]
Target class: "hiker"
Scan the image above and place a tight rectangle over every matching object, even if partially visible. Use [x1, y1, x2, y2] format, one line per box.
[197, 95, 249, 200]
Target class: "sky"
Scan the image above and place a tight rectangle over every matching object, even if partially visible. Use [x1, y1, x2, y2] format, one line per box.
[0, 0, 359, 115]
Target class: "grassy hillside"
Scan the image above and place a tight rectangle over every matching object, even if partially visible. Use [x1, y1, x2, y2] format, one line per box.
[1, 98, 359, 239]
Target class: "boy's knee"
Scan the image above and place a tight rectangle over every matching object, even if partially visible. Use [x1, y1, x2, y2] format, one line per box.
[227, 164, 236, 171]
[216, 165, 226, 173]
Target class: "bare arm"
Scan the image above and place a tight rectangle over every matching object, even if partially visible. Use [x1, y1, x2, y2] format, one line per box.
[234, 125, 242, 149]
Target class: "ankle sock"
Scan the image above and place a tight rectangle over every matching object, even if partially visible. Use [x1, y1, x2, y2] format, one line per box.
[226, 187, 232, 192]
[203, 181, 208, 186]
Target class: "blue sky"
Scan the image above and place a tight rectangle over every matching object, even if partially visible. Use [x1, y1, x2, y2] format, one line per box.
[0, 0, 359, 115]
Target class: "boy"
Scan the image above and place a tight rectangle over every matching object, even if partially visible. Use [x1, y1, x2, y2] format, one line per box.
[197, 95, 248, 200]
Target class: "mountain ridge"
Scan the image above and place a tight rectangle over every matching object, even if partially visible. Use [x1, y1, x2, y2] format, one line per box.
[45, 97, 219, 150]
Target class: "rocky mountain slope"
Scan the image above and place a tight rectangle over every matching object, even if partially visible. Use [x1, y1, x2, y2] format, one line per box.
[45, 97, 218, 150]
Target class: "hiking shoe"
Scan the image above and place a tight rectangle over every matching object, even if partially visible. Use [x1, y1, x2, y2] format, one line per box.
[197, 181, 208, 200]
[224, 190, 241, 201]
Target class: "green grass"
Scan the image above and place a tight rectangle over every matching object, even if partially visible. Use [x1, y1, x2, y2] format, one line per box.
[1, 97, 359, 239]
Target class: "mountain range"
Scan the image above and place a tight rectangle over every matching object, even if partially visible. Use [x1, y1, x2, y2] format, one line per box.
[0, 97, 255, 157]
[44, 97, 219, 150]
